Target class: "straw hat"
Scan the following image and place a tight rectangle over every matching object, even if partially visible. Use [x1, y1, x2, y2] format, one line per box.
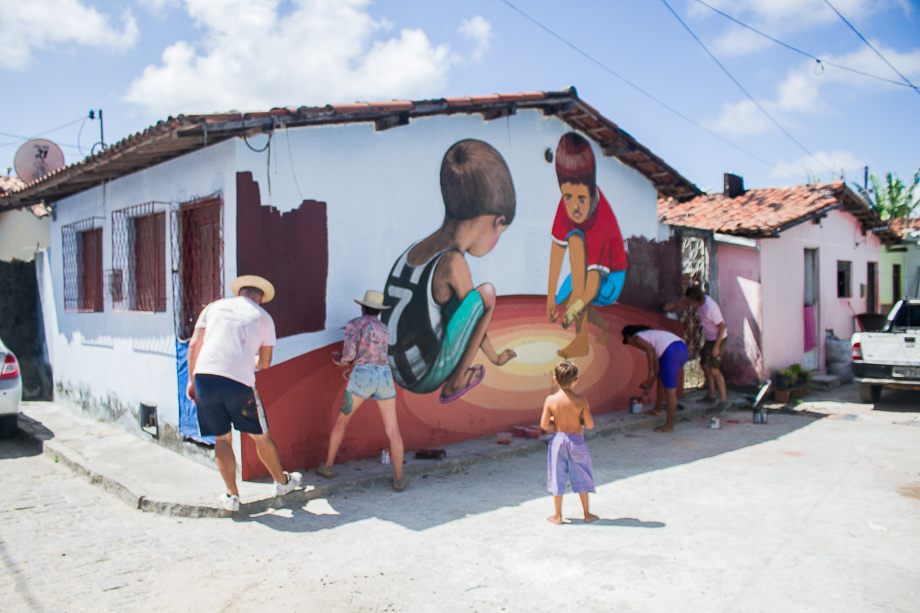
[231, 275, 275, 304]
[355, 290, 390, 310]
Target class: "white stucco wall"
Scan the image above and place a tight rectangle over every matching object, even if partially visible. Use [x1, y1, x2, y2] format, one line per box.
[759, 209, 882, 374]
[0, 208, 50, 262]
[48, 140, 237, 429]
[44, 109, 661, 430]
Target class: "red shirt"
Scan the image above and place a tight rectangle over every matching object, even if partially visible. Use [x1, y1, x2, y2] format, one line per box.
[551, 188, 627, 273]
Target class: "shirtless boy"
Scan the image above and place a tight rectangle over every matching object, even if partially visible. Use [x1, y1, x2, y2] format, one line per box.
[540, 361, 598, 524]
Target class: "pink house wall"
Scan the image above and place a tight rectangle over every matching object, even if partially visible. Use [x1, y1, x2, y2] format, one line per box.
[758, 209, 882, 376]
[717, 242, 763, 384]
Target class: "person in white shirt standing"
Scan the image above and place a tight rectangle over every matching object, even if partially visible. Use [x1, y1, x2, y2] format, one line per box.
[187, 275, 301, 512]
[666, 286, 728, 408]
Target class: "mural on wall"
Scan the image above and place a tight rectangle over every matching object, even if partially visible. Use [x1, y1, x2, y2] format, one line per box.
[238, 135, 682, 480]
[381, 139, 518, 404]
[547, 132, 628, 358]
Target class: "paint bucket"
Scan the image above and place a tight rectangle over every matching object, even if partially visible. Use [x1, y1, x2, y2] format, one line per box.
[710, 416, 721, 429]
[380, 449, 391, 465]
[630, 397, 642, 414]
[753, 410, 761, 424]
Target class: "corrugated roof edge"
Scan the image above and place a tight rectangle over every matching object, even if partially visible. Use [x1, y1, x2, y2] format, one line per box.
[0, 87, 701, 210]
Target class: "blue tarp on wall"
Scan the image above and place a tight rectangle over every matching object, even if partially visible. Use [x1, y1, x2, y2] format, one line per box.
[176, 339, 214, 444]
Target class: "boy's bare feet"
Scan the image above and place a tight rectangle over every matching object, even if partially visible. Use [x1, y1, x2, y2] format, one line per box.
[653, 425, 674, 433]
[547, 515, 564, 525]
[558, 333, 589, 358]
[644, 408, 662, 417]
[583, 512, 599, 523]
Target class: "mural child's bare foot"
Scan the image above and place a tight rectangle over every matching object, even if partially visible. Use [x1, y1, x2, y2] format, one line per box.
[558, 334, 589, 358]
[587, 306, 608, 345]
[547, 515, 563, 525]
[583, 513, 599, 523]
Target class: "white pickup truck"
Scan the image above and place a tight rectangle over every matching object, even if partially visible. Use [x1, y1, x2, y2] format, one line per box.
[851, 299, 920, 403]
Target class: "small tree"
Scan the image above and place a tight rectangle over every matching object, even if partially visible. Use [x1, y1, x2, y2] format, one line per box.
[853, 169, 920, 220]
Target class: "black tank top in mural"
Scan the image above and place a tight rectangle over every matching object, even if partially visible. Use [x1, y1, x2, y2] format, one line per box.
[382, 245, 452, 389]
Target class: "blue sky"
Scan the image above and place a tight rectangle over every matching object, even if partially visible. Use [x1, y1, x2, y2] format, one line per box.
[1, 0, 918, 194]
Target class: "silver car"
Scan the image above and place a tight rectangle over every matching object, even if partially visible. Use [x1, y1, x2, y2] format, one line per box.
[0, 337, 22, 438]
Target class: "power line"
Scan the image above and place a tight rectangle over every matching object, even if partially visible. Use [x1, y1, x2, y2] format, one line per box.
[495, 0, 779, 171]
[691, 0, 912, 89]
[659, 0, 835, 174]
[823, 0, 920, 97]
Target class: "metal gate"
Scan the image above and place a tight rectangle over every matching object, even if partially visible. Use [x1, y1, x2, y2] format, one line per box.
[680, 236, 709, 389]
[171, 195, 223, 340]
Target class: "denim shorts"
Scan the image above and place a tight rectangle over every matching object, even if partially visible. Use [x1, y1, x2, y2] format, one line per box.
[345, 364, 396, 403]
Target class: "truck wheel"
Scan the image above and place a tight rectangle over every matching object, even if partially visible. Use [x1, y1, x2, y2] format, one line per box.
[0, 414, 18, 438]
[858, 383, 882, 404]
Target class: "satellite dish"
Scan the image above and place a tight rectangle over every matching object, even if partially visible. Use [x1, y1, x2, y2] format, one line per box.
[14, 139, 65, 183]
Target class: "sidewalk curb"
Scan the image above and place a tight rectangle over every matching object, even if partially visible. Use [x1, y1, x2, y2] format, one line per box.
[17, 399, 739, 519]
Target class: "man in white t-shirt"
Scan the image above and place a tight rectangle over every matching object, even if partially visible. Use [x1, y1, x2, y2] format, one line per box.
[187, 275, 301, 512]
[665, 286, 728, 407]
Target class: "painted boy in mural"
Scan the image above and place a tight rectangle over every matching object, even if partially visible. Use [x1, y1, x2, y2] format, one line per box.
[382, 139, 517, 403]
[547, 132, 628, 358]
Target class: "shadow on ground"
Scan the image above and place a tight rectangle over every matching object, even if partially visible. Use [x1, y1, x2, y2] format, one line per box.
[236, 408, 822, 533]
[0, 430, 42, 460]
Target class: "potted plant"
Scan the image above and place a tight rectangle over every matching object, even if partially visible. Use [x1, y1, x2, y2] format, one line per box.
[787, 363, 811, 388]
[774, 367, 794, 390]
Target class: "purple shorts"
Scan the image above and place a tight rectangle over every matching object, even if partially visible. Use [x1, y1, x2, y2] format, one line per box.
[547, 432, 595, 495]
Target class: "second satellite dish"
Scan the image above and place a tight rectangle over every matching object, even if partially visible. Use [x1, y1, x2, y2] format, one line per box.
[14, 139, 65, 184]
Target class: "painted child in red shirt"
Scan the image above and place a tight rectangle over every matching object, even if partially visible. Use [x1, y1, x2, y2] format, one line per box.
[546, 132, 628, 358]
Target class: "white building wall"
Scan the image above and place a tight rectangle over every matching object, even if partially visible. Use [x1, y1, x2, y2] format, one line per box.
[759, 208, 882, 374]
[237, 109, 658, 362]
[0, 209, 50, 262]
[47, 140, 237, 429]
[45, 109, 660, 430]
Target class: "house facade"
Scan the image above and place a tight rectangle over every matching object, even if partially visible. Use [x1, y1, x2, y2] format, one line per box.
[660, 176, 899, 385]
[1, 88, 700, 478]
[881, 218, 920, 310]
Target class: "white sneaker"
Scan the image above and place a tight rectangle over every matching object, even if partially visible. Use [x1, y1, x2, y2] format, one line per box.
[273, 471, 302, 496]
[220, 493, 240, 512]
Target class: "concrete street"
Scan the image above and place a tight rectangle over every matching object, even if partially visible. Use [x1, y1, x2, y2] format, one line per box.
[1, 385, 918, 612]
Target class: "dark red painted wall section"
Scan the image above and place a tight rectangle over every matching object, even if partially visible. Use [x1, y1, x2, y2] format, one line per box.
[618, 236, 683, 313]
[236, 172, 327, 337]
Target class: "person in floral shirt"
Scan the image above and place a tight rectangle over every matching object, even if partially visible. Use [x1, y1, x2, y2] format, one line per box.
[316, 290, 406, 492]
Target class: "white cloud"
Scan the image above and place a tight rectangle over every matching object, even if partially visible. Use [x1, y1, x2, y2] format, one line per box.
[0, 0, 138, 70]
[707, 41, 920, 136]
[769, 150, 868, 182]
[124, 0, 456, 117]
[459, 16, 492, 63]
[702, 0, 905, 56]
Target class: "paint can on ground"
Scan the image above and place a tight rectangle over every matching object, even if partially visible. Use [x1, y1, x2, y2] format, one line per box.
[381, 449, 391, 465]
[710, 416, 721, 429]
[753, 410, 761, 424]
[630, 397, 642, 414]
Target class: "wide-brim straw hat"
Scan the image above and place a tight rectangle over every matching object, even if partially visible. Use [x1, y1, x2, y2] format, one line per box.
[355, 290, 390, 310]
[231, 275, 275, 304]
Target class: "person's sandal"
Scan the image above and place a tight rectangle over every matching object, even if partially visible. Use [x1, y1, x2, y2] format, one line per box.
[316, 464, 335, 479]
[393, 478, 406, 492]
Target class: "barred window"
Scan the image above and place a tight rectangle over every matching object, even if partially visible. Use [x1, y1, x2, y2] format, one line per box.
[171, 196, 223, 339]
[62, 218, 105, 312]
[111, 203, 167, 312]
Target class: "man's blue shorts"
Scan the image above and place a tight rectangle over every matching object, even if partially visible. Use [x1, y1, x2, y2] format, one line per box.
[195, 373, 267, 436]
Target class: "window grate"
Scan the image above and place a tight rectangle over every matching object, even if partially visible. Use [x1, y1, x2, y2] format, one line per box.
[111, 203, 168, 312]
[62, 217, 104, 312]
[171, 195, 224, 339]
